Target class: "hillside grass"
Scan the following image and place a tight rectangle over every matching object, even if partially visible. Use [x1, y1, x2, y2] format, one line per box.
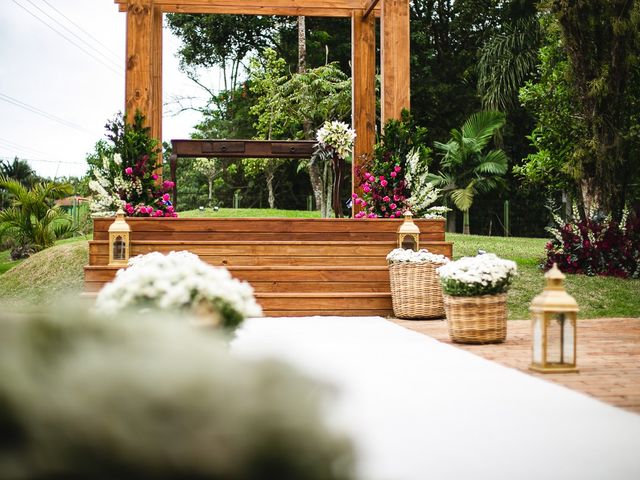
[447, 233, 640, 320]
[0, 212, 637, 319]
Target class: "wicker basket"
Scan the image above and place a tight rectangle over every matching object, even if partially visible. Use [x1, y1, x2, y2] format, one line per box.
[443, 293, 507, 344]
[389, 262, 446, 319]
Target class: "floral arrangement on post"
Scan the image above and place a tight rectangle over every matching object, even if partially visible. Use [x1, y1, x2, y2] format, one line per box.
[352, 109, 446, 219]
[437, 253, 517, 297]
[95, 251, 262, 330]
[314, 120, 356, 218]
[88, 111, 176, 217]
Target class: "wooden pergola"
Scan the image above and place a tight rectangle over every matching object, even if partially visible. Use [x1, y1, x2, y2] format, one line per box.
[115, 0, 410, 176]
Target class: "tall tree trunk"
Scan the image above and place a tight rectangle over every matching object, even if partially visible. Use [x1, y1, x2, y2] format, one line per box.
[298, 16, 307, 74]
[309, 160, 325, 217]
[266, 166, 276, 209]
[462, 210, 470, 235]
[447, 209, 457, 233]
[207, 179, 212, 202]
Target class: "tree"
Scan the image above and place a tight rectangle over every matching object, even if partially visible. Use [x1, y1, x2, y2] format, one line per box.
[0, 157, 37, 187]
[193, 158, 219, 205]
[549, 0, 640, 218]
[248, 49, 351, 216]
[0, 177, 74, 258]
[429, 111, 509, 234]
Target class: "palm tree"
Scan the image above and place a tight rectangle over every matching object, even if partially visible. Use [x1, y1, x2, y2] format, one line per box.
[429, 111, 508, 234]
[0, 176, 75, 258]
[0, 157, 37, 186]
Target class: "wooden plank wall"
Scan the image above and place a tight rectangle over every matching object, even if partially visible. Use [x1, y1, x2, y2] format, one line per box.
[86, 218, 452, 317]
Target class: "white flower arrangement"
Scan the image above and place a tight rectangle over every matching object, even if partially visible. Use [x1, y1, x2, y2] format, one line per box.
[404, 148, 448, 218]
[437, 253, 517, 296]
[89, 154, 128, 216]
[316, 120, 356, 160]
[386, 248, 450, 265]
[95, 251, 262, 329]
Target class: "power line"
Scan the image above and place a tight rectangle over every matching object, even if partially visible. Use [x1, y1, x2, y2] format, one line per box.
[11, 0, 122, 76]
[40, 0, 122, 64]
[0, 136, 50, 157]
[0, 92, 100, 136]
[24, 0, 122, 69]
[0, 155, 86, 166]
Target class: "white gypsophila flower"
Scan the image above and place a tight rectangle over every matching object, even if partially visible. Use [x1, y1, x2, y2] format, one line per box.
[113, 153, 122, 165]
[404, 147, 445, 217]
[436, 253, 517, 292]
[95, 251, 263, 325]
[386, 248, 450, 265]
[316, 120, 356, 160]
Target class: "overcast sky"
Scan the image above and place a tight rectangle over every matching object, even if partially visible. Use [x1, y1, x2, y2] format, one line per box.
[0, 0, 220, 179]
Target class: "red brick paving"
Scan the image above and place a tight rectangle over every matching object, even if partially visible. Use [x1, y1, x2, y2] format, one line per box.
[390, 317, 640, 415]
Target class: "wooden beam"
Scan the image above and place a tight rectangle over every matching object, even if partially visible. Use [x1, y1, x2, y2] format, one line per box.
[351, 10, 376, 216]
[115, 0, 381, 17]
[151, 4, 163, 176]
[125, 1, 154, 125]
[363, 0, 380, 18]
[381, 0, 410, 123]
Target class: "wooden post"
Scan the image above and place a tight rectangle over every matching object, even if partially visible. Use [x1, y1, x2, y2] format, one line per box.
[351, 10, 376, 215]
[151, 4, 163, 144]
[381, 0, 410, 123]
[125, 3, 154, 125]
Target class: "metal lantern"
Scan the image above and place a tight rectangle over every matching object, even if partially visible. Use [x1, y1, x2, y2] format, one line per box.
[108, 208, 131, 266]
[397, 210, 420, 251]
[529, 263, 579, 373]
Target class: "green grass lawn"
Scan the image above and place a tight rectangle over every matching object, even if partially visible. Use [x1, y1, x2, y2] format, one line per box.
[0, 212, 637, 319]
[179, 208, 321, 218]
[447, 233, 640, 320]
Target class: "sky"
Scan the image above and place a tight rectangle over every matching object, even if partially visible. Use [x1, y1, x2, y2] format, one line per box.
[0, 0, 222, 179]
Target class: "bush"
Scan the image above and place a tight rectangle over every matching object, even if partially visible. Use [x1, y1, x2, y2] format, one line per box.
[0, 310, 355, 480]
[545, 206, 640, 278]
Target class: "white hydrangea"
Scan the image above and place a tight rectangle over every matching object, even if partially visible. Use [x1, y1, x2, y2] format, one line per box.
[96, 251, 263, 327]
[437, 253, 517, 296]
[386, 248, 450, 265]
[316, 120, 356, 160]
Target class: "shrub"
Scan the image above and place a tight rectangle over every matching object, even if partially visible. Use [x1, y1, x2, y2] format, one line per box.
[545, 205, 640, 278]
[0, 310, 355, 480]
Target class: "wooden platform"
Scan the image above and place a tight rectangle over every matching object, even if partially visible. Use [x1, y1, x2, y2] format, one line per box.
[85, 217, 453, 316]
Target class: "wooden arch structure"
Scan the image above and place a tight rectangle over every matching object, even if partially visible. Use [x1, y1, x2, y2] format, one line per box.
[115, 0, 410, 177]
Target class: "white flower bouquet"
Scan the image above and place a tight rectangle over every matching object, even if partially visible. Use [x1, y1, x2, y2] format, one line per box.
[96, 251, 262, 329]
[316, 120, 356, 160]
[386, 248, 449, 265]
[437, 253, 517, 297]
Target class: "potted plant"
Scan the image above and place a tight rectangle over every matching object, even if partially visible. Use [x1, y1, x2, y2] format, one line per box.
[437, 253, 517, 343]
[95, 251, 262, 331]
[387, 248, 450, 319]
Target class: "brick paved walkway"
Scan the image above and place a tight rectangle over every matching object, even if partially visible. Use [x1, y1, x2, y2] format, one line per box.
[390, 317, 640, 415]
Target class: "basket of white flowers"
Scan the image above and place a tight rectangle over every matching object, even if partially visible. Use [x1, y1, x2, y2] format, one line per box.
[95, 251, 262, 330]
[436, 253, 517, 344]
[387, 248, 450, 319]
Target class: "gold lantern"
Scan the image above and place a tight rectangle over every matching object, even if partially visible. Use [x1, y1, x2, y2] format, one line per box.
[397, 210, 420, 251]
[108, 208, 131, 266]
[529, 263, 579, 373]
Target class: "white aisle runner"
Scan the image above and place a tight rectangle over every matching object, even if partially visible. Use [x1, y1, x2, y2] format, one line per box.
[232, 316, 640, 480]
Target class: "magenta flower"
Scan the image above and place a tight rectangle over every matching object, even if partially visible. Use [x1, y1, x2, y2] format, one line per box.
[393, 195, 401, 202]
[379, 175, 386, 181]
[162, 193, 170, 202]
[363, 184, 371, 193]
[125, 167, 133, 175]
[154, 209, 163, 217]
[383, 196, 390, 203]
[390, 203, 397, 210]
[163, 180, 175, 189]
[390, 171, 397, 178]
[152, 174, 159, 180]
[367, 213, 377, 218]
[352, 193, 358, 199]
[394, 166, 401, 173]
[380, 180, 388, 187]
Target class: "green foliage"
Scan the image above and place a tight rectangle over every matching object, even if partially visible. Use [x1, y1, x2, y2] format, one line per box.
[430, 111, 508, 232]
[517, 21, 584, 193]
[0, 157, 37, 187]
[0, 177, 75, 257]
